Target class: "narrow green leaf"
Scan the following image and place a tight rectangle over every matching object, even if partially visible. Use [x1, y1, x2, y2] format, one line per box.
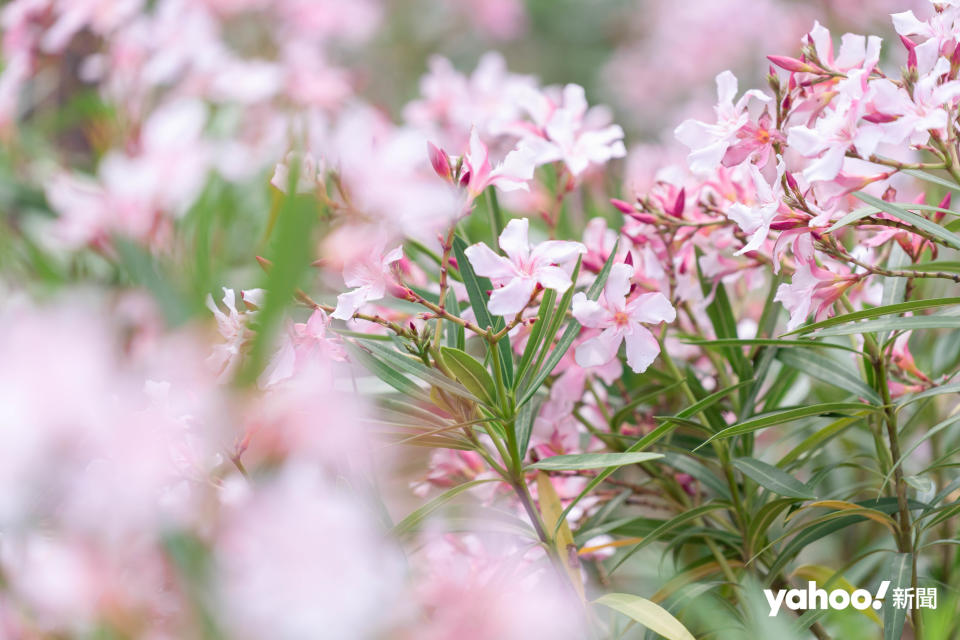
[516, 287, 556, 381]
[787, 297, 960, 335]
[529, 451, 664, 471]
[611, 503, 728, 571]
[452, 236, 513, 385]
[594, 593, 695, 640]
[734, 457, 816, 499]
[699, 403, 879, 447]
[855, 191, 960, 249]
[345, 342, 430, 402]
[440, 347, 498, 406]
[777, 348, 881, 403]
[363, 342, 474, 401]
[777, 416, 861, 467]
[684, 337, 864, 354]
[392, 479, 501, 537]
[552, 413, 683, 537]
[882, 553, 911, 640]
[512, 395, 538, 464]
[811, 315, 960, 337]
[904, 168, 960, 194]
[444, 287, 463, 349]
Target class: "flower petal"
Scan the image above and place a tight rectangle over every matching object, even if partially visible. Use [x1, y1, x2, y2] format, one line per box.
[498, 217, 530, 263]
[488, 277, 537, 317]
[571, 292, 611, 328]
[623, 326, 660, 373]
[464, 243, 517, 280]
[531, 239, 586, 266]
[574, 327, 622, 369]
[626, 292, 676, 325]
[535, 265, 573, 293]
[603, 263, 634, 308]
[332, 286, 373, 320]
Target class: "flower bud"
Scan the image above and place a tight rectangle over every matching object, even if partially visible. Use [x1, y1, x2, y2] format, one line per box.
[427, 142, 452, 181]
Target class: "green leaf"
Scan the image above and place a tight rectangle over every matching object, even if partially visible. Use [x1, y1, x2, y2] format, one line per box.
[683, 337, 863, 354]
[516, 287, 556, 381]
[439, 347, 498, 406]
[444, 287, 464, 349]
[552, 413, 683, 538]
[810, 315, 960, 337]
[904, 168, 960, 194]
[897, 383, 960, 409]
[882, 553, 911, 640]
[611, 503, 728, 571]
[594, 593, 695, 640]
[363, 342, 474, 401]
[512, 395, 539, 464]
[734, 457, 816, 499]
[777, 416, 861, 467]
[787, 297, 960, 335]
[392, 479, 501, 537]
[529, 452, 664, 471]
[696, 252, 752, 382]
[910, 260, 960, 273]
[699, 403, 879, 448]
[610, 382, 682, 431]
[345, 342, 431, 402]
[777, 348, 881, 403]
[452, 236, 513, 385]
[855, 191, 960, 250]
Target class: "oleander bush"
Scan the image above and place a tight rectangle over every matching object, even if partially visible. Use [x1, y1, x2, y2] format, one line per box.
[1, 0, 960, 638]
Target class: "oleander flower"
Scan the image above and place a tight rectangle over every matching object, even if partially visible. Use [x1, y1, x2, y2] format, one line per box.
[571, 263, 676, 373]
[464, 217, 585, 316]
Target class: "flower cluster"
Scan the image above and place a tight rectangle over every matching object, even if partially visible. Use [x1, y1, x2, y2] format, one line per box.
[2, 0, 960, 639]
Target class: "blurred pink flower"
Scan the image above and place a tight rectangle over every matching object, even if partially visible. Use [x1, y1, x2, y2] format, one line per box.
[332, 240, 404, 320]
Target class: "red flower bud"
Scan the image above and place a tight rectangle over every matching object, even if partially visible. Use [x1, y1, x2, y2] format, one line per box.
[610, 198, 636, 215]
[767, 55, 823, 74]
[427, 142, 452, 181]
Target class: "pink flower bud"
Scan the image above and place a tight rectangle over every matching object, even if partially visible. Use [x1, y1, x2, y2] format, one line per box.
[900, 35, 917, 69]
[427, 142, 452, 181]
[671, 188, 686, 217]
[628, 211, 657, 224]
[767, 55, 823, 74]
[863, 112, 899, 124]
[784, 170, 799, 192]
[610, 198, 636, 215]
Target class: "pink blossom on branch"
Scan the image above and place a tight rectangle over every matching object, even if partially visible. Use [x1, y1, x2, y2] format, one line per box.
[332, 240, 404, 321]
[572, 263, 676, 373]
[464, 218, 585, 316]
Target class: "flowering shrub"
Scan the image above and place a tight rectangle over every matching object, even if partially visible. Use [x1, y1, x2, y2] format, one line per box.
[2, 0, 960, 639]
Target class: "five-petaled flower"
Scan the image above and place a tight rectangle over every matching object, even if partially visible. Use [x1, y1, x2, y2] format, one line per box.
[332, 242, 404, 321]
[571, 263, 676, 373]
[464, 217, 585, 317]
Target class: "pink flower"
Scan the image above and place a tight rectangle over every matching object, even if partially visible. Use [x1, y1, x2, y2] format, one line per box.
[805, 21, 882, 73]
[332, 241, 404, 320]
[444, 127, 537, 206]
[722, 111, 784, 168]
[675, 70, 771, 174]
[726, 159, 785, 255]
[774, 260, 858, 330]
[259, 309, 347, 388]
[871, 56, 960, 146]
[207, 287, 263, 381]
[463, 218, 585, 316]
[786, 72, 882, 183]
[571, 263, 676, 373]
[514, 83, 626, 176]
